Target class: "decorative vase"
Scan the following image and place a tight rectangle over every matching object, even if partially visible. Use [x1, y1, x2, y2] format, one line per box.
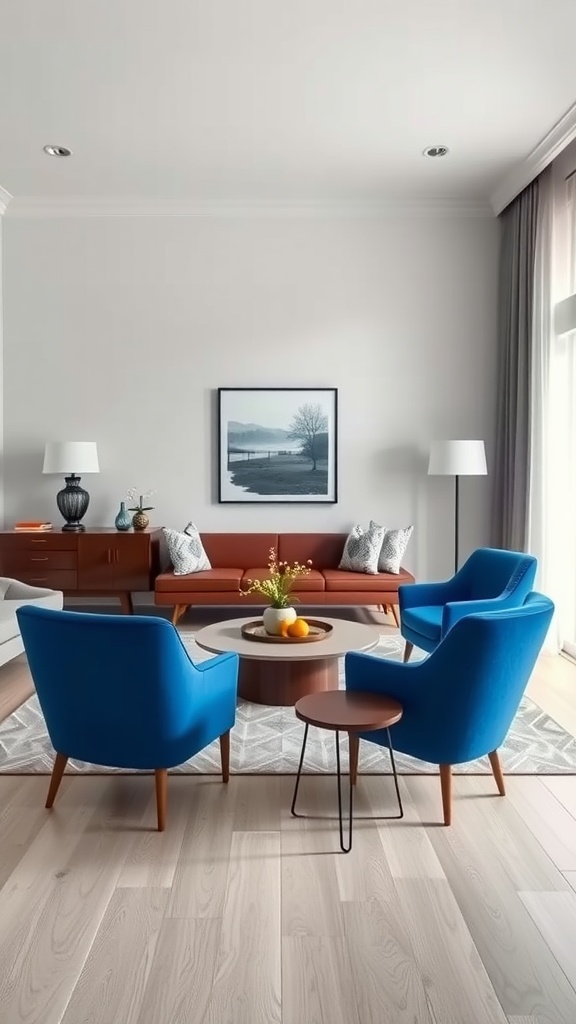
[132, 511, 150, 531]
[114, 501, 132, 531]
[262, 606, 297, 636]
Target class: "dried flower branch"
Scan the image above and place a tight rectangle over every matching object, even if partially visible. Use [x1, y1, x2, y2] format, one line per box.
[240, 547, 312, 608]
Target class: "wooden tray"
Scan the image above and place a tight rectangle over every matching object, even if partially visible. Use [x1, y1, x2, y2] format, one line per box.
[240, 619, 333, 644]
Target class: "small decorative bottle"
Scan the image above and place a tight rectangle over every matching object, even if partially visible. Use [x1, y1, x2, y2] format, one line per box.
[114, 501, 132, 531]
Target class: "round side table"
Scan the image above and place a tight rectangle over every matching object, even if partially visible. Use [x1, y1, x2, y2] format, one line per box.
[291, 690, 404, 853]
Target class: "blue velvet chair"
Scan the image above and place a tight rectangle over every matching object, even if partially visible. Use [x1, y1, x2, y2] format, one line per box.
[345, 592, 554, 825]
[16, 606, 239, 830]
[399, 547, 537, 661]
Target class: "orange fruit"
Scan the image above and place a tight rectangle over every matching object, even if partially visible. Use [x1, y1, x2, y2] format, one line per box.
[287, 617, 310, 638]
[279, 620, 291, 637]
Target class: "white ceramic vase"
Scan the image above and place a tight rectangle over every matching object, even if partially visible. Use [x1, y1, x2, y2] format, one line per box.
[262, 606, 297, 636]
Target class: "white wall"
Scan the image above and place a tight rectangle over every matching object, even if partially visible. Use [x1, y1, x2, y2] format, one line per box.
[2, 211, 499, 580]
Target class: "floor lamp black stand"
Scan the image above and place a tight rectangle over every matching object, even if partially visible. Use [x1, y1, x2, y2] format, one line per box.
[428, 440, 487, 577]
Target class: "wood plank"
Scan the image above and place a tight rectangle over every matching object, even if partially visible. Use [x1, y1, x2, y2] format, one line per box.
[342, 898, 435, 1023]
[333, 779, 398, 902]
[282, 936, 361, 1024]
[117, 779, 189, 888]
[136, 919, 221, 1024]
[407, 775, 569, 892]
[540, 777, 576, 820]
[60, 888, 168, 1024]
[281, 776, 345, 936]
[505, 777, 576, 871]
[0, 808, 137, 1023]
[520, 891, 576, 990]
[167, 777, 235, 918]
[410, 780, 576, 1022]
[366, 775, 446, 880]
[395, 878, 509, 1024]
[233, 776, 281, 832]
[206, 831, 281, 1024]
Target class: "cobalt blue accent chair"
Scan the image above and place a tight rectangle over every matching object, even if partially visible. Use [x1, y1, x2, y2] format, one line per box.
[345, 592, 554, 825]
[16, 606, 239, 831]
[399, 547, 537, 661]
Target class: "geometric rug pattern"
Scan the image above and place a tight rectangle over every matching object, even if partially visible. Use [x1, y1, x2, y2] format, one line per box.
[1, 632, 576, 775]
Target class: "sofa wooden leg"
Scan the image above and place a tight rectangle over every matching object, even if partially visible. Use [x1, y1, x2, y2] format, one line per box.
[155, 769, 168, 831]
[403, 641, 414, 663]
[171, 604, 189, 626]
[348, 733, 359, 785]
[220, 731, 230, 783]
[391, 605, 401, 628]
[439, 764, 452, 826]
[488, 749, 506, 796]
[45, 752, 68, 808]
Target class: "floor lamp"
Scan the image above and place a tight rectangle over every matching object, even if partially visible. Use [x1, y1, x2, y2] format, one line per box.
[428, 440, 487, 574]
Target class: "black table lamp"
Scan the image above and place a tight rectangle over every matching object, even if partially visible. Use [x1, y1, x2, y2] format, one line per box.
[43, 441, 100, 531]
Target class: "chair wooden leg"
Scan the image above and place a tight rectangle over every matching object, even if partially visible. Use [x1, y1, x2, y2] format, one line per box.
[45, 752, 69, 808]
[403, 641, 414, 663]
[488, 750, 506, 796]
[220, 731, 230, 783]
[155, 769, 168, 831]
[391, 605, 401, 628]
[439, 764, 452, 826]
[348, 733, 359, 786]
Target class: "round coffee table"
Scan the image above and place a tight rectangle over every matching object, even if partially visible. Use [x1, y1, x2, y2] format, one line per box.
[194, 616, 380, 706]
[291, 690, 404, 853]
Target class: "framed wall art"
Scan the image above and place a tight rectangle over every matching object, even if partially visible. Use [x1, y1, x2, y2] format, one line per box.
[218, 387, 338, 504]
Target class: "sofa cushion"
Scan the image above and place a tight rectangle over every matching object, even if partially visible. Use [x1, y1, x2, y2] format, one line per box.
[241, 568, 325, 593]
[277, 534, 349, 569]
[323, 568, 413, 592]
[339, 523, 385, 575]
[199, 534, 278, 571]
[401, 605, 442, 641]
[155, 568, 244, 593]
[163, 523, 211, 575]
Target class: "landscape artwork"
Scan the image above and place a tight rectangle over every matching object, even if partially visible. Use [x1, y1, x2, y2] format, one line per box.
[218, 388, 338, 503]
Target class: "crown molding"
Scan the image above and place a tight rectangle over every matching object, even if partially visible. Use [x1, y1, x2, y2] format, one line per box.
[491, 100, 576, 215]
[5, 194, 494, 219]
[0, 184, 13, 215]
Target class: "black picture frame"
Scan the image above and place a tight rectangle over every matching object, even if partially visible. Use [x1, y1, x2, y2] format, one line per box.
[218, 387, 338, 504]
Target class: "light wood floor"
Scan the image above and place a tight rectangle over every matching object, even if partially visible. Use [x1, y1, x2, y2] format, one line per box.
[1, 610, 575, 1022]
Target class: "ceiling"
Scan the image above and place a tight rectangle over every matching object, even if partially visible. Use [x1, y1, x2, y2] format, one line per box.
[2, 0, 576, 213]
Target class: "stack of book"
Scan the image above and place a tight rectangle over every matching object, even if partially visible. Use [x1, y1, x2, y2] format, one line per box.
[13, 521, 53, 532]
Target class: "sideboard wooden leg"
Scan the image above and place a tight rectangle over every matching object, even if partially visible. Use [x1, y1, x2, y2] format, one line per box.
[119, 592, 134, 614]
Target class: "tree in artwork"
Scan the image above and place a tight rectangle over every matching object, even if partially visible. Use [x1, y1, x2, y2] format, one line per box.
[287, 403, 328, 471]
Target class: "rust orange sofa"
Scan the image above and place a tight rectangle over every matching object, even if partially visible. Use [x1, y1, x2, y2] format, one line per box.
[154, 533, 415, 625]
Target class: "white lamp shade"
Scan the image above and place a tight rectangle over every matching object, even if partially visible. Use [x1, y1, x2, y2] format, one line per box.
[43, 441, 100, 474]
[428, 439, 487, 476]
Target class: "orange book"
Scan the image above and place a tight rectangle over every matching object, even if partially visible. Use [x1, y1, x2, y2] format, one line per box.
[14, 521, 53, 531]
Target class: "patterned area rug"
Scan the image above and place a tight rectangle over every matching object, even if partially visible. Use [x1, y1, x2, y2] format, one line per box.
[1, 632, 575, 775]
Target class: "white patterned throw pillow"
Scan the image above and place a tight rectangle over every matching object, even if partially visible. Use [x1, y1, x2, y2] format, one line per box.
[370, 521, 414, 574]
[163, 522, 211, 575]
[339, 522, 385, 575]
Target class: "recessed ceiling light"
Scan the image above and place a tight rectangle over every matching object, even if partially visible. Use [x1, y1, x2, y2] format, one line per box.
[43, 145, 72, 157]
[423, 145, 449, 158]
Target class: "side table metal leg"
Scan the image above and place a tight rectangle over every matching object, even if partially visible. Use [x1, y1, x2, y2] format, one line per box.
[335, 730, 354, 853]
[290, 723, 309, 817]
[387, 727, 404, 819]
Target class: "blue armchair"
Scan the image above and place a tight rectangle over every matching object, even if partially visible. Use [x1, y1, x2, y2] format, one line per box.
[16, 606, 239, 830]
[399, 547, 537, 661]
[345, 592, 554, 824]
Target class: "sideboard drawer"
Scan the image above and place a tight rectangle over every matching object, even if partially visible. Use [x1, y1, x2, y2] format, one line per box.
[1, 551, 78, 572]
[11, 570, 77, 589]
[0, 533, 78, 552]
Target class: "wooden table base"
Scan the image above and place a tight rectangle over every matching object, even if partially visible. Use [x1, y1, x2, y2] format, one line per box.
[238, 656, 339, 706]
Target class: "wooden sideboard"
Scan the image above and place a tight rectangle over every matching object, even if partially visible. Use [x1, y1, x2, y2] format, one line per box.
[0, 528, 164, 613]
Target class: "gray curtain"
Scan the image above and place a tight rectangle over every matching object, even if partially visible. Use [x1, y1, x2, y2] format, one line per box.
[491, 178, 540, 550]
